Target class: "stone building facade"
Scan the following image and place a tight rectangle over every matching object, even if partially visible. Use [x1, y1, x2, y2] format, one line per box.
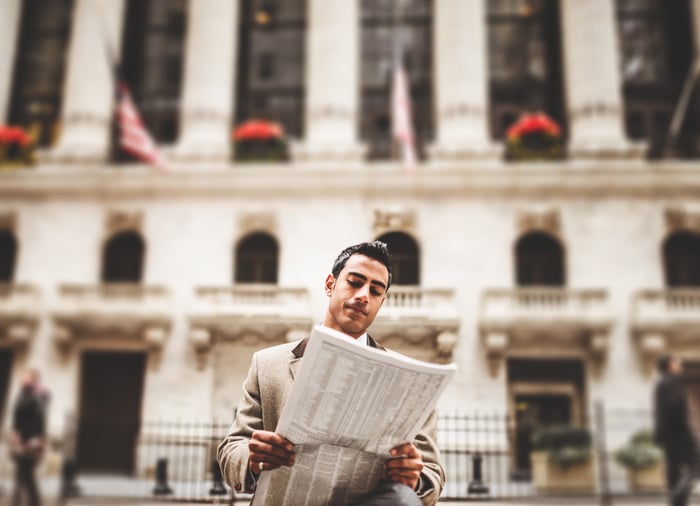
[1, 0, 700, 479]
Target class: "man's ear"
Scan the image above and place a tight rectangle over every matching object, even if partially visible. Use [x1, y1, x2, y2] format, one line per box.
[324, 274, 335, 296]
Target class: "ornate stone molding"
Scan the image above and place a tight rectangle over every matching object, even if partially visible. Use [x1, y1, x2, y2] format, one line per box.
[373, 208, 416, 236]
[569, 103, 622, 121]
[238, 212, 277, 238]
[106, 211, 143, 236]
[0, 283, 41, 348]
[438, 103, 485, 122]
[479, 288, 613, 376]
[665, 206, 700, 233]
[517, 208, 561, 236]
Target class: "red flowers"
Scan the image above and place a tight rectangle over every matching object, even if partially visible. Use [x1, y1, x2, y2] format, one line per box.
[505, 112, 564, 161]
[232, 120, 285, 142]
[506, 112, 561, 142]
[0, 125, 33, 147]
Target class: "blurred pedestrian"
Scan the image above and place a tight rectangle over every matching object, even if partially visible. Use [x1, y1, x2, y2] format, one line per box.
[9, 368, 50, 506]
[653, 355, 699, 506]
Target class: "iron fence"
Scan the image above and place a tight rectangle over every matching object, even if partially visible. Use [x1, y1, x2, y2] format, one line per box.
[0, 406, 671, 503]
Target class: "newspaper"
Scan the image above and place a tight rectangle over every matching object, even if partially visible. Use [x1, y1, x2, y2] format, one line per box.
[252, 324, 457, 506]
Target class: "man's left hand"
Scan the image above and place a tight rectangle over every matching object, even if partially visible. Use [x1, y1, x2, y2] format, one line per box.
[384, 442, 423, 491]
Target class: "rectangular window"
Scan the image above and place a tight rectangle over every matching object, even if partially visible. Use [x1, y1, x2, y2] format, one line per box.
[9, 0, 73, 147]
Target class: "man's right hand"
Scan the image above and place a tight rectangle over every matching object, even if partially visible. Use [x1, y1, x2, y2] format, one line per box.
[248, 430, 295, 474]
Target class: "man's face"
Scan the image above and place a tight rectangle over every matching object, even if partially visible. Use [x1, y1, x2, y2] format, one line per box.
[670, 357, 684, 375]
[323, 254, 389, 338]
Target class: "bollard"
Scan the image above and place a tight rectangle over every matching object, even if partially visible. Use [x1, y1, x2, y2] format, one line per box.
[153, 457, 174, 495]
[60, 457, 81, 498]
[209, 458, 228, 495]
[467, 452, 489, 495]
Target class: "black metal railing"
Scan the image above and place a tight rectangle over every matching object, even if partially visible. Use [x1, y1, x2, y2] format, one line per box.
[22, 405, 670, 503]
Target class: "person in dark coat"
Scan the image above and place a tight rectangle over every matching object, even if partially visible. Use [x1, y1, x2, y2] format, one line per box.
[9, 368, 49, 506]
[653, 355, 699, 506]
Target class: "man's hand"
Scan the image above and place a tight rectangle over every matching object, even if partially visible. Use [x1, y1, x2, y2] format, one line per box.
[248, 430, 295, 475]
[384, 442, 424, 491]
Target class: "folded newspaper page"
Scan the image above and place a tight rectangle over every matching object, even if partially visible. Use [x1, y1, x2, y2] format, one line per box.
[252, 324, 457, 506]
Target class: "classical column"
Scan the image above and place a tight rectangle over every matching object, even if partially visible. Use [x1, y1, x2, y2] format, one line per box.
[0, 0, 22, 123]
[428, 0, 499, 162]
[51, 0, 126, 163]
[173, 0, 238, 163]
[692, 0, 700, 55]
[561, 0, 644, 159]
[291, 0, 365, 163]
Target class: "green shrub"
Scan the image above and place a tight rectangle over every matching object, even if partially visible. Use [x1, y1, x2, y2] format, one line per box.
[615, 429, 663, 470]
[532, 425, 592, 468]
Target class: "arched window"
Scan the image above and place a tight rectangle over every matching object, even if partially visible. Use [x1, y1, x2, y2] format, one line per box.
[234, 0, 307, 139]
[487, 0, 566, 140]
[0, 230, 18, 282]
[101, 231, 145, 283]
[376, 232, 419, 285]
[663, 231, 700, 287]
[515, 232, 565, 286]
[234, 232, 279, 283]
[360, 0, 433, 160]
[9, 0, 73, 147]
[615, 0, 696, 158]
[113, 0, 187, 161]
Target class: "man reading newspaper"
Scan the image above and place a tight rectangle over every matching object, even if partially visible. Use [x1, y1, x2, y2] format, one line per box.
[218, 241, 445, 505]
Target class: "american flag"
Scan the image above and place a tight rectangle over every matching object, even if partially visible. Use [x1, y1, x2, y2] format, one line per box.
[391, 63, 417, 172]
[116, 82, 168, 171]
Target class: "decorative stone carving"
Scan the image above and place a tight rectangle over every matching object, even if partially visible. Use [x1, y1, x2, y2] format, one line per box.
[106, 211, 143, 236]
[517, 208, 561, 236]
[373, 209, 415, 236]
[665, 206, 700, 233]
[239, 213, 276, 237]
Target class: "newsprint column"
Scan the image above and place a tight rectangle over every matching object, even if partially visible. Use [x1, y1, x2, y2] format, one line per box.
[561, 0, 644, 159]
[51, 0, 126, 163]
[428, 0, 499, 162]
[174, 0, 238, 163]
[0, 0, 22, 124]
[292, 0, 365, 163]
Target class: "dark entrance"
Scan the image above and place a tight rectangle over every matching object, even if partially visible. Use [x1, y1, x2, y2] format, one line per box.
[0, 349, 14, 424]
[507, 358, 585, 479]
[683, 361, 700, 437]
[76, 351, 146, 474]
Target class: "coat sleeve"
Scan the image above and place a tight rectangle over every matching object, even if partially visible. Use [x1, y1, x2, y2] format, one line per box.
[413, 410, 445, 506]
[217, 353, 264, 494]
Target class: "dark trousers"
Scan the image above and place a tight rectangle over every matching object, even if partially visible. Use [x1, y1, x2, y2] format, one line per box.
[349, 482, 422, 506]
[664, 447, 696, 506]
[12, 457, 41, 506]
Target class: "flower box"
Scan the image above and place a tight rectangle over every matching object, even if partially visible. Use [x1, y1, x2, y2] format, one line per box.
[0, 125, 36, 167]
[530, 425, 595, 493]
[505, 112, 564, 161]
[615, 429, 665, 492]
[232, 119, 288, 162]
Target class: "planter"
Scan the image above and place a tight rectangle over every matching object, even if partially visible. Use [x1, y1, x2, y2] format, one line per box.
[231, 119, 288, 162]
[505, 112, 564, 162]
[531, 451, 595, 492]
[627, 461, 665, 492]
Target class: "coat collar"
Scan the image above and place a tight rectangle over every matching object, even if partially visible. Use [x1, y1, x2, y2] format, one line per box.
[291, 334, 385, 359]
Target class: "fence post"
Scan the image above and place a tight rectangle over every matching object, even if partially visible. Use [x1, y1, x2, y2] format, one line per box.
[153, 457, 174, 495]
[594, 399, 612, 506]
[210, 458, 228, 495]
[467, 451, 489, 494]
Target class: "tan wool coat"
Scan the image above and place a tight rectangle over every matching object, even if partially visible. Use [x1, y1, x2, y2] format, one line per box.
[217, 336, 445, 505]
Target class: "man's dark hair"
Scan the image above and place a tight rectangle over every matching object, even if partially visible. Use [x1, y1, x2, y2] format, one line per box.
[331, 241, 392, 289]
[657, 354, 672, 374]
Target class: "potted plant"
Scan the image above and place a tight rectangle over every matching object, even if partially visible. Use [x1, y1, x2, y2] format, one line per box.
[232, 119, 288, 162]
[505, 112, 564, 161]
[0, 124, 36, 167]
[530, 424, 595, 492]
[615, 429, 665, 491]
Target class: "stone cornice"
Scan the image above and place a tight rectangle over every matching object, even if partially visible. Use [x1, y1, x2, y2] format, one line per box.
[1, 161, 700, 199]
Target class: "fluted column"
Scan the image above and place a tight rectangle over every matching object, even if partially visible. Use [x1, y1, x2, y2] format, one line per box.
[561, 0, 644, 159]
[428, 0, 499, 162]
[51, 0, 126, 163]
[173, 0, 238, 163]
[0, 0, 23, 123]
[292, 0, 365, 163]
[692, 0, 700, 54]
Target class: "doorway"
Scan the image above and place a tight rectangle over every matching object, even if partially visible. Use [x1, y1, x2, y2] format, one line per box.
[76, 351, 146, 474]
[507, 358, 585, 480]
